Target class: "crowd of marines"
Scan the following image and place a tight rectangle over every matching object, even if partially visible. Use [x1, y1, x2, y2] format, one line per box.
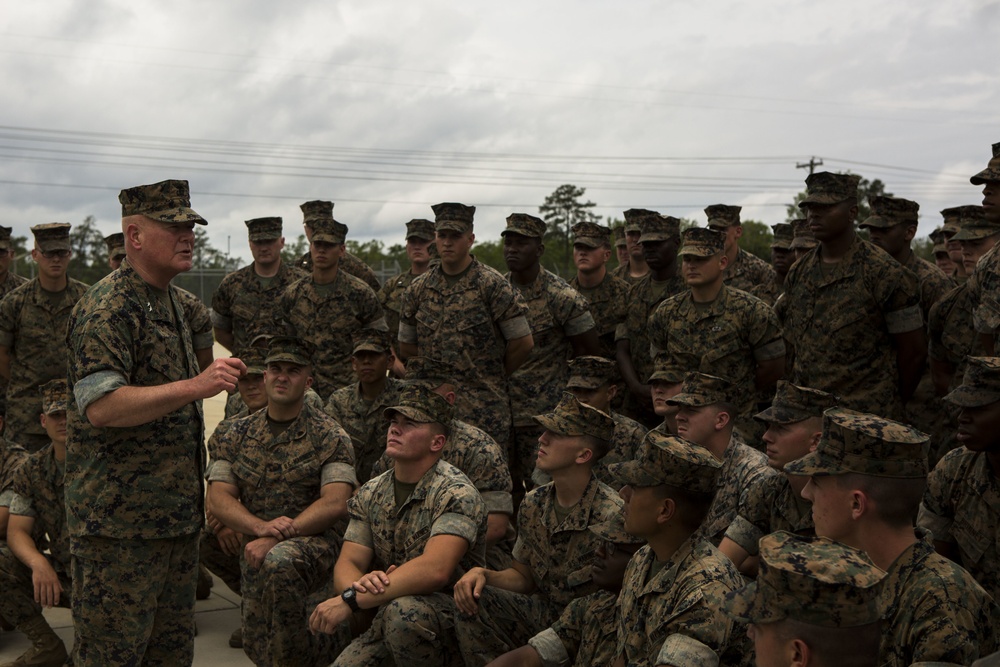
[0, 142, 999, 667]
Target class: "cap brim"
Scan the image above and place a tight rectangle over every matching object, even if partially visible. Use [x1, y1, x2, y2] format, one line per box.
[799, 194, 852, 207]
[781, 449, 840, 476]
[406, 233, 435, 242]
[532, 412, 585, 436]
[249, 233, 281, 242]
[678, 246, 717, 257]
[753, 405, 813, 425]
[264, 353, 310, 366]
[566, 376, 603, 390]
[943, 385, 1000, 408]
[573, 237, 603, 248]
[770, 241, 792, 250]
[666, 391, 714, 407]
[383, 405, 436, 423]
[858, 216, 894, 229]
[353, 343, 388, 355]
[37, 241, 71, 252]
[311, 233, 343, 244]
[638, 233, 672, 244]
[952, 227, 1000, 241]
[436, 221, 471, 233]
[43, 402, 69, 415]
[605, 460, 664, 487]
[717, 581, 765, 623]
[146, 207, 208, 225]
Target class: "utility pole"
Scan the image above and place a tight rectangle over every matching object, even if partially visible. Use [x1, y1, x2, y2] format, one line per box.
[796, 156, 823, 175]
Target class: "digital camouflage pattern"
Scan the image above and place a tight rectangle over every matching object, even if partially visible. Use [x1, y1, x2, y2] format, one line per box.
[337, 459, 486, 666]
[593, 411, 648, 489]
[783, 407, 929, 479]
[378, 269, 420, 344]
[724, 473, 814, 556]
[615, 537, 750, 667]
[569, 271, 629, 359]
[720, 531, 885, 627]
[30, 222, 72, 252]
[534, 392, 615, 442]
[608, 429, 722, 494]
[929, 283, 984, 388]
[944, 356, 1000, 407]
[679, 227, 725, 257]
[798, 171, 860, 206]
[454, 476, 622, 664]
[722, 248, 776, 294]
[244, 216, 282, 242]
[704, 204, 742, 228]
[118, 178, 206, 225]
[370, 417, 514, 569]
[507, 267, 596, 428]
[278, 269, 387, 399]
[695, 431, 777, 546]
[0, 544, 71, 626]
[0, 438, 27, 502]
[875, 529, 999, 667]
[789, 218, 818, 251]
[667, 371, 737, 408]
[754, 380, 837, 424]
[860, 195, 920, 228]
[211, 260, 307, 352]
[432, 201, 476, 234]
[66, 260, 205, 541]
[778, 235, 923, 420]
[648, 284, 785, 423]
[502, 212, 546, 238]
[7, 444, 70, 571]
[175, 286, 214, 352]
[208, 401, 357, 666]
[296, 249, 382, 290]
[920, 446, 1000, 602]
[0, 275, 88, 449]
[527, 590, 618, 667]
[970, 141, 1000, 185]
[104, 232, 126, 260]
[398, 257, 531, 446]
[905, 249, 955, 323]
[748, 275, 783, 306]
[325, 376, 403, 483]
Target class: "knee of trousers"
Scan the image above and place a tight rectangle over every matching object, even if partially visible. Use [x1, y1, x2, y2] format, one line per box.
[381, 597, 445, 648]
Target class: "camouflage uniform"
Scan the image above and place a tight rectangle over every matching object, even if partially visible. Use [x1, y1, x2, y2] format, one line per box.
[593, 411, 648, 489]
[398, 256, 531, 447]
[0, 272, 27, 299]
[969, 144, 1000, 338]
[298, 249, 381, 291]
[779, 234, 922, 420]
[370, 417, 514, 570]
[0, 226, 27, 421]
[325, 376, 404, 484]
[606, 432, 748, 667]
[0, 273, 88, 450]
[720, 532, 888, 666]
[648, 284, 784, 425]
[0, 439, 27, 504]
[455, 476, 623, 665]
[906, 251, 955, 323]
[785, 407, 1000, 667]
[279, 271, 387, 399]
[527, 590, 618, 667]
[507, 262, 595, 480]
[66, 180, 207, 666]
[212, 262, 307, 353]
[723, 248, 775, 294]
[175, 287, 214, 352]
[569, 221, 630, 360]
[378, 218, 436, 341]
[723, 474, 813, 556]
[209, 398, 357, 667]
[334, 459, 488, 667]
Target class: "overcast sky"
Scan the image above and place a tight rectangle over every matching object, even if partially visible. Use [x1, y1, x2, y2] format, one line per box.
[1, 0, 997, 262]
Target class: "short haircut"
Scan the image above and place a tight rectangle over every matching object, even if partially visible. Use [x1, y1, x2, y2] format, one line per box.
[656, 483, 715, 532]
[583, 434, 611, 462]
[774, 618, 880, 667]
[835, 473, 926, 528]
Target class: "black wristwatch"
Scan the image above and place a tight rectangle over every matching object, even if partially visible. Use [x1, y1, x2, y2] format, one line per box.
[341, 587, 360, 613]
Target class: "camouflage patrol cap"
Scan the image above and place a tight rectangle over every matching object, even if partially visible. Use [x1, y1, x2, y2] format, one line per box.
[104, 232, 126, 261]
[237, 346, 268, 375]
[502, 213, 546, 239]
[678, 227, 725, 257]
[0, 226, 12, 251]
[639, 215, 681, 244]
[533, 392, 615, 442]
[789, 219, 818, 251]
[755, 381, 838, 425]
[859, 196, 920, 229]
[566, 355, 617, 389]
[405, 219, 435, 242]
[384, 381, 454, 426]
[970, 142, 1000, 185]
[432, 202, 476, 233]
[31, 223, 71, 253]
[783, 407, 928, 478]
[944, 356, 1000, 408]
[571, 221, 611, 248]
[607, 430, 721, 493]
[798, 172, 861, 207]
[119, 180, 206, 225]
[623, 208, 659, 234]
[952, 206, 1000, 241]
[667, 372, 736, 408]
[300, 200, 334, 226]
[265, 336, 315, 367]
[928, 227, 947, 245]
[589, 513, 645, 546]
[309, 217, 348, 245]
[612, 226, 627, 247]
[403, 356, 461, 389]
[39, 378, 69, 415]
[720, 531, 886, 628]
[940, 206, 965, 237]
[704, 204, 742, 228]
[771, 223, 794, 250]
[245, 217, 282, 242]
[648, 356, 687, 384]
[351, 328, 393, 355]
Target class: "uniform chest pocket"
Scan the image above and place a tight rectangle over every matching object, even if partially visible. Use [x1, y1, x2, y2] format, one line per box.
[701, 330, 743, 365]
[232, 457, 264, 488]
[231, 301, 256, 324]
[282, 450, 319, 484]
[415, 306, 442, 333]
[952, 513, 992, 565]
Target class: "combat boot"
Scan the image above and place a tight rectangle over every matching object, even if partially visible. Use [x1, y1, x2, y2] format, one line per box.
[0, 614, 67, 667]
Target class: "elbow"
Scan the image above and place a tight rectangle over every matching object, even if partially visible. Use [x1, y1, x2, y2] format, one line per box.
[85, 406, 110, 428]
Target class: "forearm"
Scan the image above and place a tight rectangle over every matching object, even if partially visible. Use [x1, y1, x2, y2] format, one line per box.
[86, 381, 202, 428]
[930, 359, 955, 397]
[503, 335, 534, 376]
[7, 527, 48, 572]
[354, 554, 456, 608]
[292, 489, 350, 536]
[209, 485, 268, 536]
[399, 341, 417, 362]
[214, 327, 234, 353]
[616, 340, 646, 395]
[897, 349, 927, 403]
[195, 347, 214, 373]
[0, 346, 10, 380]
[483, 564, 536, 595]
[485, 513, 510, 547]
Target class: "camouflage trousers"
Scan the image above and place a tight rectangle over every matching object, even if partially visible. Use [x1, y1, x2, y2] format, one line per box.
[241, 535, 343, 667]
[70, 531, 199, 667]
[454, 587, 561, 667]
[0, 546, 71, 625]
[333, 592, 463, 667]
[199, 527, 241, 595]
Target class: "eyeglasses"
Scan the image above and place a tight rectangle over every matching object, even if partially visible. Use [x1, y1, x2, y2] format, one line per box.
[40, 249, 71, 259]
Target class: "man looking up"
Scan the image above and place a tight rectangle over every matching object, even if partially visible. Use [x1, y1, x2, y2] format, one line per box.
[66, 179, 246, 666]
[0, 223, 87, 451]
